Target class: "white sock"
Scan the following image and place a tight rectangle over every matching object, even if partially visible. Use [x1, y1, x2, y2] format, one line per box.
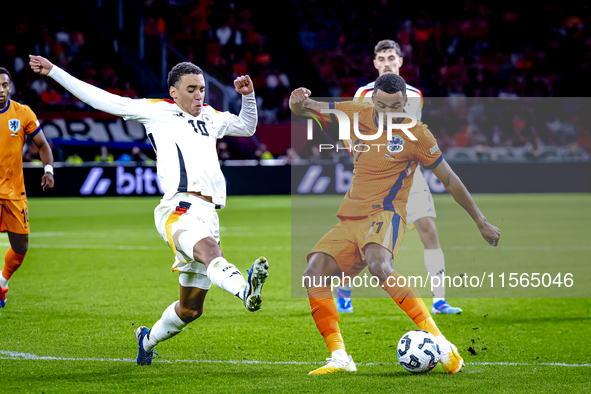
[0, 273, 9, 288]
[338, 282, 352, 292]
[424, 248, 446, 300]
[206, 257, 247, 299]
[332, 349, 349, 362]
[143, 301, 187, 352]
[435, 334, 452, 352]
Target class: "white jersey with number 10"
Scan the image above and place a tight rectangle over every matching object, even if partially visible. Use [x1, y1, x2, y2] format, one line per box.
[48, 66, 257, 208]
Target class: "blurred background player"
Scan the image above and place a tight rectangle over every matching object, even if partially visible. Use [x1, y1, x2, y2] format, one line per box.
[29, 55, 269, 366]
[290, 74, 500, 375]
[335, 40, 462, 315]
[0, 67, 55, 308]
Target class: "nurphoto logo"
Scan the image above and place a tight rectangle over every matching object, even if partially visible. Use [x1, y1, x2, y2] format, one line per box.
[303, 109, 418, 153]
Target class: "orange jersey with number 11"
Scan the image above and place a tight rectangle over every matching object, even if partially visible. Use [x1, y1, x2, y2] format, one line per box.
[331, 101, 442, 221]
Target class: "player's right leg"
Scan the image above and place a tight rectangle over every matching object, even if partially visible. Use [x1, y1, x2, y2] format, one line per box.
[137, 280, 209, 365]
[192, 236, 268, 311]
[305, 252, 357, 375]
[413, 216, 462, 315]
[407, 173, 462, 315]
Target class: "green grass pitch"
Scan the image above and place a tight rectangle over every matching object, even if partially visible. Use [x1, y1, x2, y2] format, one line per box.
[0, 194, 590, 393]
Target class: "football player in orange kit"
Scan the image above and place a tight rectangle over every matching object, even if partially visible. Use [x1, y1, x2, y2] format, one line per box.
[0, 67, 54, 307]
[289, 73, 500, 374]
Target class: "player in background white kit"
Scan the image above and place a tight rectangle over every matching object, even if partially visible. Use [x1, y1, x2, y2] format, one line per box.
[335, 40, 462, 315]
[30, 55, 270, 365]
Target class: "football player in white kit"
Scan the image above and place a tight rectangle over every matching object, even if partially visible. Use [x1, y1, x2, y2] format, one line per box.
[335, 40, 462, 315]
[30, 55, 270, 365]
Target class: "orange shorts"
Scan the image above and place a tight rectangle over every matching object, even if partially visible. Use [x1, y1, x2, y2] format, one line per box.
[308, 210, 406, 276]
[0, 199, 30, 234]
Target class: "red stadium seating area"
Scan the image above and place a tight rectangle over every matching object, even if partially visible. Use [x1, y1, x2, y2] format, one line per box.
[3, 0, 591, 163]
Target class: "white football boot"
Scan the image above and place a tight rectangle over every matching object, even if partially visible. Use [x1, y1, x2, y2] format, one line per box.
[436, 336, 464, 374]
[309, 355, 357, 375]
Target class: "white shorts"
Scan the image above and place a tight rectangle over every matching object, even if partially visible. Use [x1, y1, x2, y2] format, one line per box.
[406, 169, 436, 224]
[154, 193, 220, 289]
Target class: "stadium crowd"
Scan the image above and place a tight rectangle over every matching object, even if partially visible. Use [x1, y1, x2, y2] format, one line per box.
[3, 0, 591, 163]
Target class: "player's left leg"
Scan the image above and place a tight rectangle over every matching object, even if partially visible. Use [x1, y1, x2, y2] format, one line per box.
[365, 243, 463, 374]
[1, 231, 29, 308]
[190, 236, 268, 311]
[414, 217, 462, 315]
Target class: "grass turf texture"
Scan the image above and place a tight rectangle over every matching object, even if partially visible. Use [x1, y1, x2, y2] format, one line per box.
[0, 194, 589, 393]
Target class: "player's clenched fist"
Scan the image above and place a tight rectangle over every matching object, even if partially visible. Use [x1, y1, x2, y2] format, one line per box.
[234, 75, 254, 95]
[289, 87, 311, 114]
[479, 221, 500, 247]
[29, 55, 53, 76]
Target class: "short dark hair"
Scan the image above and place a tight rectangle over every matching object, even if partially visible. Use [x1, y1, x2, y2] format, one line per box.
[373, 74, 406, 95]
[374, 40, 402, 58]
[167, 62, 203, 88]
[0, 67, 11, 82]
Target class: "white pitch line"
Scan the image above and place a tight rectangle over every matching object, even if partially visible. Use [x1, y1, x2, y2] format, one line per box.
[467, 361, 591, 367]
[0, 351, 589, 368]
[0, 242, 162, 251]
[448, 245, 591, 251]
[0, 242, 290, 252]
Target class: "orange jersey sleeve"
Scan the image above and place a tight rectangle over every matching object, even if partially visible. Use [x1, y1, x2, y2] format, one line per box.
[23, 105, 41, 136]
[409, 123, 442, 170]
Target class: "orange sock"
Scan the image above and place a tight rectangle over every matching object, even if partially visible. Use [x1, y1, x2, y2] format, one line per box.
[2, 247, 26, 281]
[382, 271, 430, 324]
[417, 317, 442, 337]
[307, 286, 346, 353]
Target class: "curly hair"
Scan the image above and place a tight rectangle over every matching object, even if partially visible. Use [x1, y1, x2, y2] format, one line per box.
[373, 73, 406, 95]
[167, 62, 203, 88]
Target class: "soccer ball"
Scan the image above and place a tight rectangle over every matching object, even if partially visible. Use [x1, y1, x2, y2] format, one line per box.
[396, 330, 441, 374]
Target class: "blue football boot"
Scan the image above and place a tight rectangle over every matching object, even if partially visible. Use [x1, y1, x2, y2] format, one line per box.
[432, 299, 462, 315]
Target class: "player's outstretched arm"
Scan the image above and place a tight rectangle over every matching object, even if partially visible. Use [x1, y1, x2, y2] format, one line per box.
[31, 131, 54, 191]
[289, 88, 332, 120]
[431, 159, 500, 246]
[29, 55, 142, 120]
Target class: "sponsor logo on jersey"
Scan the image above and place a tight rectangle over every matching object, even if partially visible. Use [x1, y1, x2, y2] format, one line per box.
[174, 112, 185, 118]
